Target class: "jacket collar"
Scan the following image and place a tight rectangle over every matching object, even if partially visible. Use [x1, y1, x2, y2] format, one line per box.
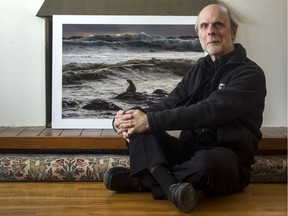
[199, 43, 247, 70]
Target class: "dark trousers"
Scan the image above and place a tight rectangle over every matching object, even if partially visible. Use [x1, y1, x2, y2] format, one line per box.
[128, 131, 250, 197]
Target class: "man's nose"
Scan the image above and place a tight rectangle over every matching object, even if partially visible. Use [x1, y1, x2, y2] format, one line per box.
[207, 24, 216, 35]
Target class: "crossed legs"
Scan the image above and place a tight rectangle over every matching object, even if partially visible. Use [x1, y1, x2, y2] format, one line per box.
[105, 131, 249, 212]
[128, 132, 248, 196]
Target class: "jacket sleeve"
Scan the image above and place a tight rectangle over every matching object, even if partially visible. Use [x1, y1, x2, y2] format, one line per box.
[146, 64, 266, 132]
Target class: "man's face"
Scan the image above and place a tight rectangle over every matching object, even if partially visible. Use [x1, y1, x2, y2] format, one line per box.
[197, 5, 237, 61]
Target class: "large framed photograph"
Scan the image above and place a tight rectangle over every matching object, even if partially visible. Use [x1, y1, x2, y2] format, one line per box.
[52, 15, 203, 129]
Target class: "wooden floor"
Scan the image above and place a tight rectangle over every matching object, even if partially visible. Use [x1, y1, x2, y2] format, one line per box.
[0, 182, 286, 216]
[0, 127, 286, 215]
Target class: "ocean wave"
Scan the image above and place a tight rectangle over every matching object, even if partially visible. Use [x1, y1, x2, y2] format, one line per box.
[62, 58, 196, 85]
[63, 32, 203, 52]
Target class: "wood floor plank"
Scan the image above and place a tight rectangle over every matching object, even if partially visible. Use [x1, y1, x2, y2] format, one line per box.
[0, 183, 285, 216]
[17, 126, 47, 137]
[0, 127, 27, 137]
[60, 129, 83, 137]
[261, 127, 286, 138]
[0, 127, 8, 133]
[280, 127, 287, 137]
[81, 129, 102, 137]
[101, 129, 119, 137]
[38, 128, 63, 137]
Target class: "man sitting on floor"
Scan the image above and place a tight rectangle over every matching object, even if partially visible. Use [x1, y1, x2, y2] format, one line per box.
[103, 4, 266, 213]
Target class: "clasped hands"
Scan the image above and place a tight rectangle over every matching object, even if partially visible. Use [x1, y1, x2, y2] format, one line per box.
[113, 109, 149, 139]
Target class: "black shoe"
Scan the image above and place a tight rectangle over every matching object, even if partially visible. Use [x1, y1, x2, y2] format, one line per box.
[104, 167, 142, 192]
[168, 183, 198, 213]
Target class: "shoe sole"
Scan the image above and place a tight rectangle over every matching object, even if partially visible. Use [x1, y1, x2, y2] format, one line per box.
[172, 183, 198, 213]
[103, 167, 129, 191]
[104, 167, 140, 192]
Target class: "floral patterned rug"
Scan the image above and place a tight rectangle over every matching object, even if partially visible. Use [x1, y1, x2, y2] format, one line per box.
[0, 154, 286, 183]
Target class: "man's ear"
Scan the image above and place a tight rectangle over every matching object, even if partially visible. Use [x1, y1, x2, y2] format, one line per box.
[232, 28, 237, 41]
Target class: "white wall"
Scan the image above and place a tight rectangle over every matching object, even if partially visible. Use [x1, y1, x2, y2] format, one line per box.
[0, 0, 46, 126]
[220, 0, 287, 127]
[0, 0, 287, 127]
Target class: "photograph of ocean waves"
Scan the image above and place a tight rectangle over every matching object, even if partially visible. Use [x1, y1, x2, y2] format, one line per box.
[57, 18, 204, 123]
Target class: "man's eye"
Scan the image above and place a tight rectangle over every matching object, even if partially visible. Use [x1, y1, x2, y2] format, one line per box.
[214, 22, 224, 28]
[200, 23, 209, 29]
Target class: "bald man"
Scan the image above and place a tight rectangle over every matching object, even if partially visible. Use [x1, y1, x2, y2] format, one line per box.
[104, 4, 266, 213]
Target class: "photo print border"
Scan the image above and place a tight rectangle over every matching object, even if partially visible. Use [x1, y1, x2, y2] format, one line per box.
[52, 15, 200, 129]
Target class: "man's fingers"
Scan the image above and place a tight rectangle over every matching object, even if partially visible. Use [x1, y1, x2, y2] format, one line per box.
[120, 122, 134, 129]
[121, 113, 133, 120]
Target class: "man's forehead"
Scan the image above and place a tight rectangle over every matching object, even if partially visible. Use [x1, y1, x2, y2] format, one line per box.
[198, 5, 230, 23]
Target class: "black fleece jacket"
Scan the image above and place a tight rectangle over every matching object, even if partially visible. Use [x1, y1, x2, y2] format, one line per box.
[144, 44, 266, 166]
